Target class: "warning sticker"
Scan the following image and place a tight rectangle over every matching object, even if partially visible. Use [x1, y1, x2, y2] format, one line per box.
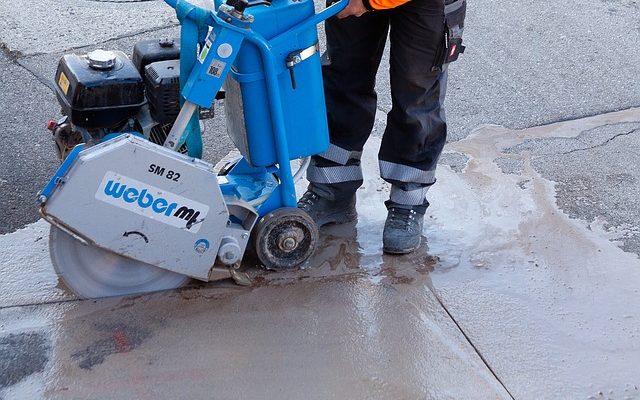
[58, 72, 70, 95]
[207, 59, 226, 78]
[198, 40, 212, 63]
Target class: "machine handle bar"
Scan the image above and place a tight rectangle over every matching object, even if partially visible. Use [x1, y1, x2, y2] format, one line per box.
[163, 0, 347, 32]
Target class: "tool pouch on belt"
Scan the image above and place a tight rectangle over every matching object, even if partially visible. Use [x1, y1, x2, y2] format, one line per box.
[432, 0, 466, 71]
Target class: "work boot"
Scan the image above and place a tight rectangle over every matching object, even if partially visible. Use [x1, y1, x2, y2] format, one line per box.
[383, 206, 425, 254]
[297, 190, 357, 228]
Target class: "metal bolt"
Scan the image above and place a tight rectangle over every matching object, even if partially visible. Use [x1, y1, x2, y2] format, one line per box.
[282, 237, 297, 251]
[38, 195, 47, 204]
[241, 233, 248, 239]
[224, 251, 236, 260]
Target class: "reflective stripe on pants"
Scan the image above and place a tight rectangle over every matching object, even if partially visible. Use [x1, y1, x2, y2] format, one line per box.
[379, 160, 436, 185]
[306, 164, 363, 184]
[389, 185, 430, 206]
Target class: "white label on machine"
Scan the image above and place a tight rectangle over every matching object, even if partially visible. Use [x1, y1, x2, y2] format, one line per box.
[207, 59, 226, 78]
[217, 43, 233, 59]
[95, 171, 210, 233]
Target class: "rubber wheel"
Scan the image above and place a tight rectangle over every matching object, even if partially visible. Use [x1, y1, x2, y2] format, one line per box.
[253, 208, 319, 270]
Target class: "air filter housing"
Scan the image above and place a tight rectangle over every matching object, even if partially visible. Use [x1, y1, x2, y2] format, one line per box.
[132, 38, 180, 74]
[145, 59, 180, 124]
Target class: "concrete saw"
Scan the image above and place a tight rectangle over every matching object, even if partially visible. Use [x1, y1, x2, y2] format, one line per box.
[37, 0, 355, 298]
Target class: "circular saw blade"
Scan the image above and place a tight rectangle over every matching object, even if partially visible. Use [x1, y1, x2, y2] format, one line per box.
[50, 227, 190, 299]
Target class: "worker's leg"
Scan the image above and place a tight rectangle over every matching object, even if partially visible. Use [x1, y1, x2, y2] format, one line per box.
[305, 11, 390, 203]
[381, 0, 447, 252]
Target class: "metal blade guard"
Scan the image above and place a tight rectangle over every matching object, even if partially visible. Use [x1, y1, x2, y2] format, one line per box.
[41, 134, 257, 280]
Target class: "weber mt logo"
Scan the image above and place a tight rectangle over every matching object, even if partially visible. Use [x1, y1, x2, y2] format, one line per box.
[95, 172, 209, 233]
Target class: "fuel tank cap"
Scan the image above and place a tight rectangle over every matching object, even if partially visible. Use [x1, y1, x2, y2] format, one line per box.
[87, 49, 117, 70]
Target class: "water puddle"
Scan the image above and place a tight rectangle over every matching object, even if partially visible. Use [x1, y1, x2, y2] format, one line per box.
[426, 108, 640, 398]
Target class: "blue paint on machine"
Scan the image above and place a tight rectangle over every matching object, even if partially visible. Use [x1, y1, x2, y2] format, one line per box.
[104, 180, 178, 216]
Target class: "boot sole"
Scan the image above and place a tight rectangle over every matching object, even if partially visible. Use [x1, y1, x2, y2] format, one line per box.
[382, 238, 421, 255]
[382, 246, 419, 255]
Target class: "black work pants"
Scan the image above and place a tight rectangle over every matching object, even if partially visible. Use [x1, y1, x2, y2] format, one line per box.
[307, 0, 448, 213]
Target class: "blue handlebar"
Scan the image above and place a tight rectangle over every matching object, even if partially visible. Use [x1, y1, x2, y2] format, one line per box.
[163, 0, 347, 29]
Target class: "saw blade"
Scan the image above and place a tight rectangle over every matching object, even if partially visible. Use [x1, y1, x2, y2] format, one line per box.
[49, 226, 190, 299]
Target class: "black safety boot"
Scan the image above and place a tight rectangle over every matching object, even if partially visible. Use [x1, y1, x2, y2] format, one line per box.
[383, 206, 425, 254]
[297, 190, 357, 228]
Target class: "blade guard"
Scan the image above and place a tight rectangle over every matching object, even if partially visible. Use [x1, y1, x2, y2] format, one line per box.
[41, 134, 257, 281]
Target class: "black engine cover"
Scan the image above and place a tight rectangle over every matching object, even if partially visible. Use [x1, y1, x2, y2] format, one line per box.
[54, 51, 145, 129]
[145, 59, 181, 124]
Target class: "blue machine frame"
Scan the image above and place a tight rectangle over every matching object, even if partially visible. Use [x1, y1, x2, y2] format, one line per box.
[165, 0, 346, 214]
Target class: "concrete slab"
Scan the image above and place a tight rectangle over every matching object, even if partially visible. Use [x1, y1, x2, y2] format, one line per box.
[427, 108, 640, 399]
[0, 220, 75, 308]
[0, 277, 508, 399]
[1, 0, 639, 397]
[0, 141, 509, 399]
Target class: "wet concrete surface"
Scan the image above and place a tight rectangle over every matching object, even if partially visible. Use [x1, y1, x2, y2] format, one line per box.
[428, 108, 640, 399]
[0, 331, 49, 390]
[0, 278, 510, 399]
[505, 122, 640, 254]
[0, 140, 511, 399]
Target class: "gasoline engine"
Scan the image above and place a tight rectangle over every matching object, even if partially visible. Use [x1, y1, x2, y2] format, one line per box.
[47, 39, 214, 160]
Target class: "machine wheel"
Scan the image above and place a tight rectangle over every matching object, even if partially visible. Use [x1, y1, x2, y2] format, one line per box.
[253, 208, 318, 270]
[49, 226, 190, 299]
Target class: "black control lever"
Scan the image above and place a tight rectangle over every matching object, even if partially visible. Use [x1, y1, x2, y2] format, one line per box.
[225, 0, 248, 13]
[246, 0, 271, 7]
[225, 0, 270, 13]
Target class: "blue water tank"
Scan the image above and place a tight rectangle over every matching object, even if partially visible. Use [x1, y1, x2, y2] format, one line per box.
[224, 0, 329, 167]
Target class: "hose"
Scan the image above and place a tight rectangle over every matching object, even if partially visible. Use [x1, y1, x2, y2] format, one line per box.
[293, 157, 310, 182]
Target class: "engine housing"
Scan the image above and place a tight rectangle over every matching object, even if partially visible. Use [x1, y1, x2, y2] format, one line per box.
[54, 50, 145, 129]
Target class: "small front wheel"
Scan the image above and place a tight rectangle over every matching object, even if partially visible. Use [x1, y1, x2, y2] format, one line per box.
[253, 207, 319, 270]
